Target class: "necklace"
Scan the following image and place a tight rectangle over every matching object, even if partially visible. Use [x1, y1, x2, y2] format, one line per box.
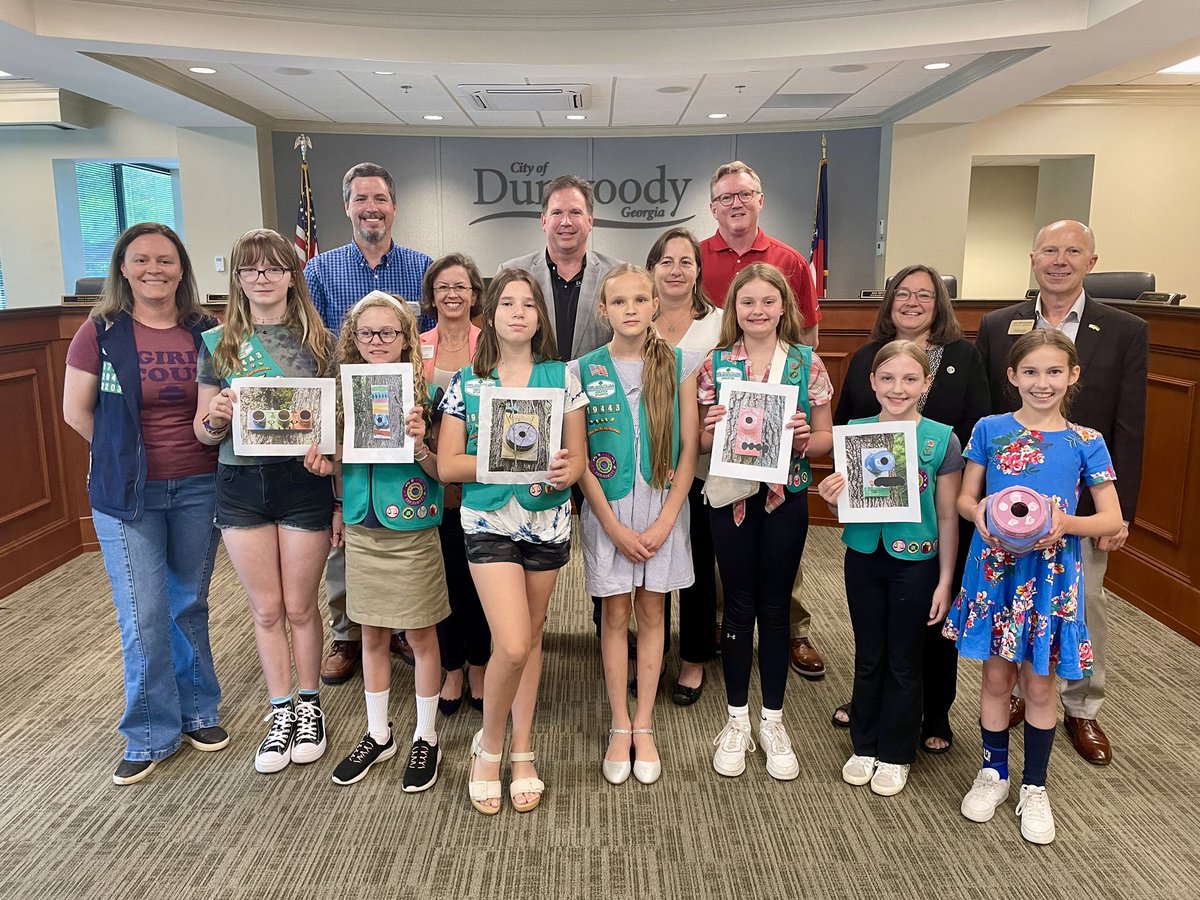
[252, 314, 286, 325]
[439, 334, 469, 352]
[658, 307, 694, 334]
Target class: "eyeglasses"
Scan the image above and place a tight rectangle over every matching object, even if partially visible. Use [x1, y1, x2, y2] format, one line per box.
[434, 283, 473, 295]
[711, 189, 761, 207]
[354, 328, 400, 344]
[893, 289, 936, 303]
[236, 266, 289, 283]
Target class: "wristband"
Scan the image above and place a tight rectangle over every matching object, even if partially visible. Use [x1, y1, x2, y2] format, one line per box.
[201, 414, 229, 438]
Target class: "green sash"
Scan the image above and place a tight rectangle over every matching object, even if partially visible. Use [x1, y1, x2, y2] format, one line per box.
[202, 324, 286, 380]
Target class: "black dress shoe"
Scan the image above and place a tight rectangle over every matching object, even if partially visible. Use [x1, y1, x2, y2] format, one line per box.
[671, 670, 705, 706]
[438, 695, 462, 716]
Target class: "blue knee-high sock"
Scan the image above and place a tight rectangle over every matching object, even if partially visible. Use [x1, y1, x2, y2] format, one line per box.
[1022, 722, 1055, 787]
[981, 724, 1010, 780]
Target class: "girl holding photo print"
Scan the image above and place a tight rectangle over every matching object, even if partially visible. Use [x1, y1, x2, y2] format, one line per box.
[697, 262, 833, 781]
[816, 340, 963, 798]
[195, 228, 335, 775]
[942, 329, 1121, 845]
[309, 291, 450, 792]
[438, 269, 587, 815]
[572, 264, 699, 786]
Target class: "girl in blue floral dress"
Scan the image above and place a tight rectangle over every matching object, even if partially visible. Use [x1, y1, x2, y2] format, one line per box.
[943, 330, 1122, 845]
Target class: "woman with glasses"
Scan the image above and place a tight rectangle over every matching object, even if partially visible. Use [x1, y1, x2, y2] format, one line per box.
[63, 223, 227, 785]
[829, 264, 990, 754]
[195, 229, 337, 774]
[418, 254, 490, 716]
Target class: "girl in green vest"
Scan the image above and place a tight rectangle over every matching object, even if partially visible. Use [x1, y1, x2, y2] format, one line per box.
[698, 262, 834, 782]
[196, 228, 335, 775]
[437, 268, 588, 815]
[816, 340, 963, 798]
[574, 265, 700, 786]
[313, 292, 450, 792]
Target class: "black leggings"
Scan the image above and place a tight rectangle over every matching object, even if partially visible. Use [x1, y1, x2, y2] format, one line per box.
[677, 478, 718, 664]
[710, 486, 809, 710]
[435, 508, 491, 669]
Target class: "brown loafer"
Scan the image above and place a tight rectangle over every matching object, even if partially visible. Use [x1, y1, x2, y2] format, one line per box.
[320, 639, 361, 685]
[788, 637, 826, 680]
[390, 631, 416, 667]
[1063, 715, 1112, 766]
[1008, 696, 1026, 729]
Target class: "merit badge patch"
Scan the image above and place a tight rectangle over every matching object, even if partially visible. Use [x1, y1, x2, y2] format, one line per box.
[590, 452, 617, 479]
[587, 379, 617, 400]
[528, 484, 543, 497]
[919, 469, 929, 493]
[403, 478, 427, 506]
[385, 504, 400, 519]
[892, 539, 907, 554]
[714, 366, 742, 382]
[464, 377, 494, 397]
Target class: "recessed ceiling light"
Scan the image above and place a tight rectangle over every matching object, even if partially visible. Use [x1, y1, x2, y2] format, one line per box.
[565, 114, 586, 120]
[923, 62, 951, 71]
[374, 70, 395, 76]
[1160, 55, 1200, 74]
[656, 85, 689, 94]
[707, 113, 729, 119]
[188, 66, 217, 75]
[274, 67, 312, 76]
[830, 64, 867, 73]
[422, 115, 444, 121]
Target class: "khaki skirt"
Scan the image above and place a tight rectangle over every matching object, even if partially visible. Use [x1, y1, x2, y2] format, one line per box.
[345, 524, 450, 629]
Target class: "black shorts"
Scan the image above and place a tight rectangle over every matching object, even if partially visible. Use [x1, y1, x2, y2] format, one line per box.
[463, 531, 571, 571]
[216, 460, 334, 531]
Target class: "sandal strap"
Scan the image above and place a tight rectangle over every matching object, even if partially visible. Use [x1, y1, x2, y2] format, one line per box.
[509, 777, 545, 797]
[471, 730, 502, 763]
[509, 750, 536, 762]
[469, 779, 502, 801]
[608, 728, 632, 736]
[631, 728, 655, 735]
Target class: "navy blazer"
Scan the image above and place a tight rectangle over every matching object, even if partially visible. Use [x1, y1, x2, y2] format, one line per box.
[974, 295, 1148, 520]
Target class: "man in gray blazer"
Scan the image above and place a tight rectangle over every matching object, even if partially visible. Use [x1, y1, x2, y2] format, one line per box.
[499, 174, 622, 360]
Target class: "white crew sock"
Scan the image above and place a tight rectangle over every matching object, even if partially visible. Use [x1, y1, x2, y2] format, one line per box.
[727, 704, 750, 723]
[414, 693, 439, 745]
[761, 707, 783, 723]
[365, 689, 390, 743]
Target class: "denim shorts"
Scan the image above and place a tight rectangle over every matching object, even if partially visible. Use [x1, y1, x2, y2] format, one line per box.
[463, 532, 571, 571]
[216, 460, 334, 531]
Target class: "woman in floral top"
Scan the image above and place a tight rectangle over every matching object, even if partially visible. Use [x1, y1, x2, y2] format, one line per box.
[944, 330, 1122, 846]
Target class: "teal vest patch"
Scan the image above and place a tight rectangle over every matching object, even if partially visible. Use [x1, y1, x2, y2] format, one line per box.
[202, 324, 286, 380]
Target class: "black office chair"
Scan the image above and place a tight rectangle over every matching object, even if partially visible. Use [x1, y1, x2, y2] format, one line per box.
[1082, 271, 1154, 301]
[74, 276, 106, 295]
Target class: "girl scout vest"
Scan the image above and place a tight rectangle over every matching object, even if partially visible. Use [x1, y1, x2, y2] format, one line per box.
[343, 391, 444, 531]
[841, 415, 952, 561]
[201, 324, 286, 379]
[710, 342, 813, 490]
[460, 360, 568, 512]
[578, 345, 682, 501]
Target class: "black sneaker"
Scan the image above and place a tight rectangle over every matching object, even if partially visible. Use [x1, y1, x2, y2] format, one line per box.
[255, 702, 295, 774]
[183, 725, 230, 752]
[332, 728, 397, 786]
[402, 738, 440, 793]
[292, 694, 326, 765]
[112, 758, 156, 785]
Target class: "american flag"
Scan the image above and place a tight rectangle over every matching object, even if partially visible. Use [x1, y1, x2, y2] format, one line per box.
[810, 155, 828, 299]
[589, 363, 608, 376]
[295, 159, 318, 262]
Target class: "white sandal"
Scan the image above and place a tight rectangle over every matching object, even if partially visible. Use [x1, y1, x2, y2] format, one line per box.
[468, 730, 502, 816]
[509, 749, 545, 813]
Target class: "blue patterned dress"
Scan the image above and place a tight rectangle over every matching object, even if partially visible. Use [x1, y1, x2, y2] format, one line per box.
[942, 413, 1117, 679]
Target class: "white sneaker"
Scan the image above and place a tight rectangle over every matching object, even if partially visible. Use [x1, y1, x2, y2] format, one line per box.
[712, 719, 755, 777]
[841, 754, 877, 786]
[758, 720, 799, 781]
[870, 762, 910, 796]
[1016, 784, 1056, 844]
[961, 768, 1010, 822]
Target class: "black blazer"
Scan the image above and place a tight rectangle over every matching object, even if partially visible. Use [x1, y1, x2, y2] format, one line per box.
[834, 338, 991, 451]
[974, 295, 1148, 519]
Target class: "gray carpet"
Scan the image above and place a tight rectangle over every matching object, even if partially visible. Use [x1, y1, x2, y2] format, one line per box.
[1, 525, 1197, 899]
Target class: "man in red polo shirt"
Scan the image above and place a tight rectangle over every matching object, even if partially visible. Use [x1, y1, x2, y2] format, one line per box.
[700, 160, 827, 681]
[700, 160, 821, 348]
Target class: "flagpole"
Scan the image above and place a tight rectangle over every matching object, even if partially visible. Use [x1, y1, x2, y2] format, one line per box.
[293, 134, 318, 262]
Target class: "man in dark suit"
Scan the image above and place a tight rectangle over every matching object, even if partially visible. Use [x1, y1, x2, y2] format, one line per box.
[975, 220, 1148, 765]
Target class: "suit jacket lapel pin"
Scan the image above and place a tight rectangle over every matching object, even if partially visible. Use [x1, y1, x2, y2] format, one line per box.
[1088, 323, 1101, 331]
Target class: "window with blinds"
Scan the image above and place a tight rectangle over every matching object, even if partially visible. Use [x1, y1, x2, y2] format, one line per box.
[76, 162, 177, 277]
[0, 254, 6, 310]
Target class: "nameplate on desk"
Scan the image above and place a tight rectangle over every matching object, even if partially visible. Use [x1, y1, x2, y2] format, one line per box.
[62, 295, 99, 305]
[859, 290, 886, 300]
[203, 294, 229, 308]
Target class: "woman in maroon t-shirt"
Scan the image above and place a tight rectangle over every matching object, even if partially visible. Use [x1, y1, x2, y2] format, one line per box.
[63, 223, 227, 786]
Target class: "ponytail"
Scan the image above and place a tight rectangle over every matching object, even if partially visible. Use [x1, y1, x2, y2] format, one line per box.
[642, 326, 678, 489]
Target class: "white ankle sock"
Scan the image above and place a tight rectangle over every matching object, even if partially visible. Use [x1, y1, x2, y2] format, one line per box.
[414, 693, 439, 745]
[365, 689, 390, 743]
[727, 704, 750, 723]
[761, 707, 783, 723]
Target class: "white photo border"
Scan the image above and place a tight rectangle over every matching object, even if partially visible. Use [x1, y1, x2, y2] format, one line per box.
[340, 363, 417, 464]
[231, 376, 337, 457]
[832, 420, 921, 523]
[476, 386, 564, 484]
[708, 379, 800, 484]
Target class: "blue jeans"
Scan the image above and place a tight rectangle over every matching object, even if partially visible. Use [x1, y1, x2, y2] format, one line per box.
[93, 472, 221, 761]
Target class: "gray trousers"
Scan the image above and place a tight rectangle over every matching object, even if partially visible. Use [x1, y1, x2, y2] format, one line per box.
[324, 544, 360, 642]
[1060, 540, 1109, 719]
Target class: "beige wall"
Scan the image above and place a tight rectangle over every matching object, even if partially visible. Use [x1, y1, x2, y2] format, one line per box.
[0, 107, 263, 308]
[963, 166, 1039, 298]
[887, 99, 1200, 304]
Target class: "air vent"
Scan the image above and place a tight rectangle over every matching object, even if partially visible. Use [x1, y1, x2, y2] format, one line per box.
[457, 84, 591, 112]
